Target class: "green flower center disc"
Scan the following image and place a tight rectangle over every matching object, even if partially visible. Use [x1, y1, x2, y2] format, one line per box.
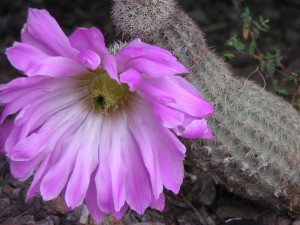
[89, 70, 130, 114]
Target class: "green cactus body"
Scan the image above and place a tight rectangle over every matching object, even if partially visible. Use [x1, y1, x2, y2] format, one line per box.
[112, 0, 300, 210]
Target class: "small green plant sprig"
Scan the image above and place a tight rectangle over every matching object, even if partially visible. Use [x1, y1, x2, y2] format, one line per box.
[224, 2, 299, 108]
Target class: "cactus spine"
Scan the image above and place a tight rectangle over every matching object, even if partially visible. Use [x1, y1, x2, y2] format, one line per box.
[112, 0, 300, 210]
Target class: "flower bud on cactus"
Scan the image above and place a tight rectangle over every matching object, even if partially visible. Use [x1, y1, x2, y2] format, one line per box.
[112, 0, 300, 211]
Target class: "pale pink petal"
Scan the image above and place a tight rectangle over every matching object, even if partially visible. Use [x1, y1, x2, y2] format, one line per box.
[140, 76, 214, 118]
[123, 130, 152, 214]
[128, 97, 187, 196]
[112, 112, 152, 214]
[127, 98, 163, 198]
[26, 155, 51, 201]
[96, 162, 114, 213]
[40, 138, 79, 201]
[10, 132, 48, 163]
[174, 118, 213, 139]
[6, 42, 47, 71]
[103, 54, 119, 82]
[85, 171, 105, 224]
[10, 102, 86, 161]
[116, 38, 177, 71]
[123, 57, 188, 78]
[25, 57, 86, 77]
[39, 107, 90, 200]
[65, 116, 100, 209]
[2, 78, 82, 125]
[170, 75, 204, 98]
[21, 24, 57, 56]
[145, 96, 184, 129]
[0, 84, 7, 91]
[149, 193, 165, 212]
[60, 190, 73, 212]
[10, 133, 48, 161]
[108, 116, 127, 212]
[0, 90, 45, 123]
[26, 8, 78, 58]
[69, 27, 108, 57]
[110, 204, 128, 220]
[14, 90, 81, 131]
[162, 128, 186, 159]
[127, 99, 186, 195]
[5, 89, 76, 157]
[17, 132, 81, 190]
[77, 50, 100, 70]
[5, 125, 30, 156]
[119, 39, 175, 59]
[96, 119, 114, 213]
[0, 76, 59, 104]
[10, 151, 46, 181]
[157, 142, 184, 194]
[119, 69, 141, 91]
[0, 120, 14, 154]
[6, 42, 87, 77]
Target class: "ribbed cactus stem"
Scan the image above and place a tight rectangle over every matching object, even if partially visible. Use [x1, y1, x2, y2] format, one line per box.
[112, 0, 300, 210]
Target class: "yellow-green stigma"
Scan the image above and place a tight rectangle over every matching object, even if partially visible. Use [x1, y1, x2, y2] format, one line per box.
[89, 70, 129, 114]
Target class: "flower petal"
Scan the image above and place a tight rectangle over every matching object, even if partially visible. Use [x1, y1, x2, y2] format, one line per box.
[26, 155, 51, 201]
[157, 140, 184, 193]
[108, 116, 127, 212]
[119, 69, 142, 91]
[174, 118, 213, 139]
[6, 42, 86, 77]
[14, 88, 80, 127]
[0, 76, 52, 104]
[103, 54, 119, 82]
[146, 97, 184, 129]
[123, 57, 188, 78]
[140, 76, 214, 118]
[0, 120, 14, 154]
[115, 38, 177, 71]
[21, 23, 57, 56]
[26, 8, 77, 58]
[149, 193, 165, 212]
[127, 98, 163, 198]
[39, 107, 90, 201]
[85, 171, 104, 224]
[10, 152, 46, 181]
[9, 133, 47, 161]
[116, 112, 152, 214]
[124, 95, 184, 203]
[77, 50, 101, 70]
[10, 101, 86, 161]
[96, 161, 114, 213]
[40, 137, 79, 201]
[65, 116, 100, 209]
[0, 90, 45, 123]
[96, 119, 114, 213]
[69, 27, 108, 57]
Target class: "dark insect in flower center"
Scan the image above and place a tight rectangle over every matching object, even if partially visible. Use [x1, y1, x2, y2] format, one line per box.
[95, 95, 105, 108]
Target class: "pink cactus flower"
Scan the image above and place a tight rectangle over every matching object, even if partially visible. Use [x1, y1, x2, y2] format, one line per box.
[0, 8, 214, 223]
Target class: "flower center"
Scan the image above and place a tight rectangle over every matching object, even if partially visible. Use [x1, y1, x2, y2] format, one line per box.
[89, 70, 130, 114]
